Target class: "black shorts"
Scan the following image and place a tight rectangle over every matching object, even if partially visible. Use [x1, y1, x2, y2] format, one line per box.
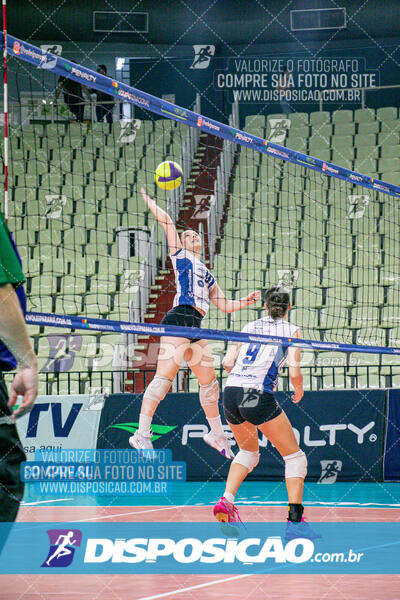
[161, 305, 203, 343]
[223, 386, 282, 426]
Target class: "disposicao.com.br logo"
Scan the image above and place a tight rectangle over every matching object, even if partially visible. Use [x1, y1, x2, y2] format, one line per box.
[83, 536, 314, 565]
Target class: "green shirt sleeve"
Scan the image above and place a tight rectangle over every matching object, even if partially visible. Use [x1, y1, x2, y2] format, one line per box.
[0, 209, 25, 286]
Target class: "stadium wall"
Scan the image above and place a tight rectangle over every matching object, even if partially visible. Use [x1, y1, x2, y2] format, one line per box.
[7, 35, 400, 122]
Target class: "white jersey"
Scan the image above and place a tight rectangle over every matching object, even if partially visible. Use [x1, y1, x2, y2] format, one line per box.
[170, 248, 216, 315]
[226, 316, 300, 393]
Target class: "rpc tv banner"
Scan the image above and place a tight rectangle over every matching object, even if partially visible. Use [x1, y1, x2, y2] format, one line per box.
[16, 394, 103, 457]
[1, 522, 400, 574]
[97, 390, 386, 482]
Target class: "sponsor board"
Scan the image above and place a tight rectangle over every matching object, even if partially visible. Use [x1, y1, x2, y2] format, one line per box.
[97, 390, 386, 481]
[16, 395, 102, 458]
[2, 522, 400, 574]
[384, 389, 400, 481]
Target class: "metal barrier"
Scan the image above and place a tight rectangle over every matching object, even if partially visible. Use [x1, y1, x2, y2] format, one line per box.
[3, 365, 398, 396]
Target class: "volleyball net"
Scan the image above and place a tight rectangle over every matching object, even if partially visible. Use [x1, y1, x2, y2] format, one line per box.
[3, 34, 400, 393]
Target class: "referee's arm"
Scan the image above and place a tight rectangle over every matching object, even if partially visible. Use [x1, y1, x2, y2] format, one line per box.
[0, 283, 38, 419]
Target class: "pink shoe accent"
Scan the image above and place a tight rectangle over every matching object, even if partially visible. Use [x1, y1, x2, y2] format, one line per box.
[213, 497, 242, 524]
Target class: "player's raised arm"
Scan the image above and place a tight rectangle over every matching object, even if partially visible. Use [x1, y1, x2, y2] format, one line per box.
[209, 282, 260, 314]
[141, 187, 182, 255]
[288, 329, 303, 404]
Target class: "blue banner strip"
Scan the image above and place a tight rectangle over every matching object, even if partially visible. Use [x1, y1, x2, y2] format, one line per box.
[3, 33, 400, 199]
[1, 522, 400, 574]
[25, 311, 400, 355]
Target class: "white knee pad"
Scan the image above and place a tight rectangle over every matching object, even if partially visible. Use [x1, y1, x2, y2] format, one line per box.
[232, 449, 260, 473]
[284, 450, 307, 479]
[143, 375, 172, 406]
[199, 379, 219, 408]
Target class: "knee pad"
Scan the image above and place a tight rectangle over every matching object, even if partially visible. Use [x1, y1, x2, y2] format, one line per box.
[199, 379, 219, 408]
[284, 449, 307, 479]
[143, 375, 172, 406]
[232, 449, 260, 473]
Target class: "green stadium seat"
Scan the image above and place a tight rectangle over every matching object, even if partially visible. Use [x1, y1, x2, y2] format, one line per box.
[381, 144, 400, 158]
[325, 286, 354, 306]
[63, 227, 87, 247]
[351, 267, 379, 286]
[386, 285, 400, 306]
[286, 137, 307, 152]
[353, 158, 377, 174]
[294, 288, 323, 308]
[356, 327, 386, 347]
[288, 307, 318, 330]
[389, 327, 400, 346]
[381, 306, 400, 328]
[356, 145, 379, 159]
[380, 171, 400, 185]
[309, 135, 330, 151]
[334, 123, 356, 136]
[332, 110, 353, 123]
[380, 119, 400, 133]
[287, 125, 309, 139]
[358, 121, 379, 135]
[55, 297, 80, 315]
[289, 113, 309, 127]
[378, 132, 400, 146]
[380, 353, 400, 370]
[311, 124, 332, 137]
[322, 266, 349, 286]
[355, 285, 384, 306]
[349, 307, 379, 329]
[377, 107, 398, 122]
[331, 135, 353, 150]
[28, 295, 53, 314]
[380, 262, 400, 285]
[59, 275, 87, 295]
[379, 157, 400, 172]
[331, 148, 354, 163]
[309, 111, 330, 126]
[30, 275, 56, 295]
[354, 108, 376, 123]
[354, 133, 376, 148]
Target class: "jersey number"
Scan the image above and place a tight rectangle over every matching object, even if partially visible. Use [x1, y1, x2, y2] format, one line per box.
[242, 343, 261, 364]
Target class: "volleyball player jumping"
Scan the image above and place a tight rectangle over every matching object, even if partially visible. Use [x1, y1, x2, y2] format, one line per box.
[213, 286, 320, 539]
[129, 188, 260, 458]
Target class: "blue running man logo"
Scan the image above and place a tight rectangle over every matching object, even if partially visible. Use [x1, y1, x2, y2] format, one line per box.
[41, 529, 82, 567]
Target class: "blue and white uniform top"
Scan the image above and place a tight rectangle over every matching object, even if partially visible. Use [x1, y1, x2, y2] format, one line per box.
[226, 316, 300, 393]
[170, 248, 216, 315]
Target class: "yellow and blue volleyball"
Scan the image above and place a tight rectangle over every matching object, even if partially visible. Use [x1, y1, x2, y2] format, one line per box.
[155, 161, 183, 191]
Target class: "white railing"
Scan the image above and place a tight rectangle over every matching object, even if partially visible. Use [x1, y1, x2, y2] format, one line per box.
[208, 101, 238, 268]
[319, 83, 400, 111]
[161, 93, 201, 268]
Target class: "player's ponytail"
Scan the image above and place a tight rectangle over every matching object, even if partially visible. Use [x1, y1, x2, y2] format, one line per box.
[265, 286, 290, 320]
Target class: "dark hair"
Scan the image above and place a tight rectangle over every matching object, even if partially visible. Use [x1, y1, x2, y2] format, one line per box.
[98, 64, 107, 73]
[265, 285, 290, 320]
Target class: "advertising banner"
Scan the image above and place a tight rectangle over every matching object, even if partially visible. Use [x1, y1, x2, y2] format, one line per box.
[1, 521, 400, 574]
[97, 390, 386, 482]
[16, 394, 104, 459]
[383, 389, 400, 481]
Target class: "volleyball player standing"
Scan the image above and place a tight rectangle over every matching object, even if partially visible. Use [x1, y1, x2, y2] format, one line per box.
[214, 286, 320, 539]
